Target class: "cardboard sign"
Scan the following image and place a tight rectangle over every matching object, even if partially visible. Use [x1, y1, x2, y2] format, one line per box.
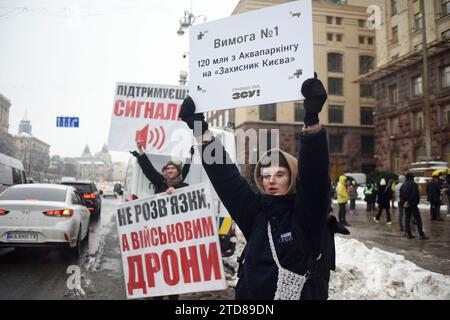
[188, 0, 314, 112]
[107, 82, 193, 158]
[116, 183, 227, 299]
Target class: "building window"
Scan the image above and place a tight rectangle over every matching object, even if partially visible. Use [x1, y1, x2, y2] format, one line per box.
[389, 84, 399, 104]
[360, 84, 374, 97]
[439, 104, 450, 126]
[415, 12, 423, 31]
[368, 37, 374, 45]
[259, 103, 277, 121]
[440, 65, 450, 88]
[412, 76, 423, 96]
[442, 29, 450, 38]
[213, 118, 217, 127]
[327, 16, 333, 24]
[391, 0, 397, 16]
[445, 143, 450, 167]
[336, 17, 342, 25]
[414, 43, 424, 51]
[327, 53, 343, 72]
[361, 136, 375, 155]
[359, 36, 365, 44]
[358, 19, 365, 28]
[336, 34, 343, 42]
[328, 78, 344, 96]
[392, 26, 399, 42]
[391, 150, 400, 175]
[294, 103, 305, 123]
[224, 110, 230, 127]
[442, 0, 450, 17]
[328, 105, 344, 124]
[413, 111, 424, 131]
[389, 117, 399, 135]
[327, 33, 333, 41]
[415, 146, 427, 162]
[361, 107, 374, 125]
[360, 55, 374, 74]
[329, 135, 344, 154]
[219, 115, 223, 127]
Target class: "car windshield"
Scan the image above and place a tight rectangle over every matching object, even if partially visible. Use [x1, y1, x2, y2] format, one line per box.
[61, 183, 92, 194]
[0, 188, 67, 202]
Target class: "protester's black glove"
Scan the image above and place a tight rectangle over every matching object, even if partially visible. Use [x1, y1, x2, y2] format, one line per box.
[129, 151, 139, 158]
[179, 96, 209, 137]
[301, 73, 328, 126]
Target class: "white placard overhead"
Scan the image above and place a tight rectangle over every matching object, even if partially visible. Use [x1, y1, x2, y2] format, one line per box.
[188, 0, 314, 113]
[116, 183, 227, 299]
[107, 82, 192, 158]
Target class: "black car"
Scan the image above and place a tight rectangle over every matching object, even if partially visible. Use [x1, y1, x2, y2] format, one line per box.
[60, 180, 102, 219]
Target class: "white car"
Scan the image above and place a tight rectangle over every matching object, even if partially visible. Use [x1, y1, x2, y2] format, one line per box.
[0, 184, 90, 258]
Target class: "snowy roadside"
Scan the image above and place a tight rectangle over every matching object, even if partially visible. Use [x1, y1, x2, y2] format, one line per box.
[330, 236, 450, 300]
[225, 228, 450, 300]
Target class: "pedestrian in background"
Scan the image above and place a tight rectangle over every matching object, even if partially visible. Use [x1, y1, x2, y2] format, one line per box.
[395, 175, 406, 232]
[447, 171, 450, 216]
[390, 179, 397, 209]
[364, 183, 374, 212]
[337, 175, 350, 226]
[349, 180, 358, 216]
[373, 178, 392, 225]
[400, 172, 429, 240]
[426, 174, 444, 221]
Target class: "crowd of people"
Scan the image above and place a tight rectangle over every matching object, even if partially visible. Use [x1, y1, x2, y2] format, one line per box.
[331, 170, 450, 241]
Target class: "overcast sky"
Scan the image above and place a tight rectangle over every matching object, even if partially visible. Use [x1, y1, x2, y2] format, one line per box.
[0, 0, 239, 162]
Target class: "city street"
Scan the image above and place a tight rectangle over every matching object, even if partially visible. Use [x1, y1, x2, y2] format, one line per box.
[0, 198, 448, 300]
[0, 198, 119, 300]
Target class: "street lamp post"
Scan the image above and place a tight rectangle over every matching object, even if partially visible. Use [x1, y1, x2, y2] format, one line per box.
[176, 10, 206, 86]
[420, 0, 433, 160]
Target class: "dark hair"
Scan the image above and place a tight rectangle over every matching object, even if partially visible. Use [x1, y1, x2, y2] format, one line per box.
[259, 150, 290, 175]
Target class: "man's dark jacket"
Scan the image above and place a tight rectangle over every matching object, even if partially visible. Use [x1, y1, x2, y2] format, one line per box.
[200, 128, 334, 300]
[426, 179, 441, 203]
[377, 185, 392, 209]
[400, 174, 420, 207]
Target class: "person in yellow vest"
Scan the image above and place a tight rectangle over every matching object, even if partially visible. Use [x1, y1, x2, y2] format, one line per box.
[337, 175, 350, 226]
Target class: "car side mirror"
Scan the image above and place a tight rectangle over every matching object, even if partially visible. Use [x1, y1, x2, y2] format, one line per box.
[99, 190, 103, 195]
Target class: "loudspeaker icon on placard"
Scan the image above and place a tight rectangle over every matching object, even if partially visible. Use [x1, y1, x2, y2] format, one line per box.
[136, 125, 166, 151]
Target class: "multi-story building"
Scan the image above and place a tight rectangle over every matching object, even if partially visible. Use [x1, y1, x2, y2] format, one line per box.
[14, 112, 51, 181]
[0, 93, 17, 158]
[207, 0, 379, 182]
[359, 0, 450, 174]
[0, 93, 10, 133]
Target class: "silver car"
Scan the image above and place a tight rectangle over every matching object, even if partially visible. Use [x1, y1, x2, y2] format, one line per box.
[0, 184, 90, 258]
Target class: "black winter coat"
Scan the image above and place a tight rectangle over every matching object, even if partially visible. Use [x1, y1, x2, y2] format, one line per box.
[200, 129, 333, 300]
[400, 176, 421, 207]
[376, 185, 392, 209]
[426, 179, 441, 203]
[137, 154, 188, 193]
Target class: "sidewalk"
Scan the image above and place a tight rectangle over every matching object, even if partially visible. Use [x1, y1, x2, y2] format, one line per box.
[332, 201, 450, 276]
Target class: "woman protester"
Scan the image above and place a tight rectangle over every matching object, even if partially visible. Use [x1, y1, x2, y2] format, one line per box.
[178, 75, 349, 300]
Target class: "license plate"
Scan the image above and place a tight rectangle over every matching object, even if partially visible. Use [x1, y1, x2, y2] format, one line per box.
[6, 232, 38, 242]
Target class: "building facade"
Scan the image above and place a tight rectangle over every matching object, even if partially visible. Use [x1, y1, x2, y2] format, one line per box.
[207, 0, 379, 182]
[0, 93, 10, 132]
[14, 112, 50, 181]
[0, 93, 17, 158]
[359, 0, 450, 174]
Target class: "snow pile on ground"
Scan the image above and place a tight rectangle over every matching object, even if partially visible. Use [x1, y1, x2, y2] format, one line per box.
[329, 237, 450, 300]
